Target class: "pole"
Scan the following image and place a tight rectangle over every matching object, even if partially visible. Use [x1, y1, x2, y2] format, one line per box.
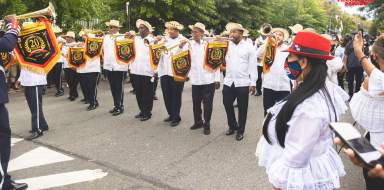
[126, 2, 130, 30]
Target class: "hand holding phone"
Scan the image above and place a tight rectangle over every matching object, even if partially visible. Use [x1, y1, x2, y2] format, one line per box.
[330, 122, 384, 169]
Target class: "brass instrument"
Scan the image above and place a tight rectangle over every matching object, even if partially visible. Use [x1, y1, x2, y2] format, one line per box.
[204, 36, 234, 41]
[15, 2, 56, 20]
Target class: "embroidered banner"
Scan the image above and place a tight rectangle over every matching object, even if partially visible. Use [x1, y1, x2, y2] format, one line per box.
[172, 50, 191, 82]
[85, 37, 103, 60]
[0, 52, 16, 69]
[261, 37, 277, 73]
[149, 43, 166, 70]
[204, 41, 228, 72]
[68, 47, 86, 68]
[114, 39, 135, 64]
[14, 18, 61, 74]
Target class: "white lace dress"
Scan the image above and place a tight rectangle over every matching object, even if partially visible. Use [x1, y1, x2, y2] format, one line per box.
[350, 68, 384, 148]
[256, 81, 349, 190]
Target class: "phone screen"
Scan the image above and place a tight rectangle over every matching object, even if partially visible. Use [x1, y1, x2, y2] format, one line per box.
[348, 138, 377, 153]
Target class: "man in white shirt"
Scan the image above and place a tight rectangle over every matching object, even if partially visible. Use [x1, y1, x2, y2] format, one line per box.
[254, 23, 272, 96]
[256, 27, 291, 115]
[181, 22, 220, 135]
[127, 19, 155, 121]
[77, 32, 102, 111]
[103, 20, 128, 116]
[62, 31, 80, 101]
[222, 23, 257, 141]
[16, 65, 49, 140]
[158, 21, 187, 127]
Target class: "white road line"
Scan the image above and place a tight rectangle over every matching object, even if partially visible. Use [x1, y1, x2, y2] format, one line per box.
[8, 147, 74, 172]
[11, 138, 23, 147]
[16, 169, 108, 190]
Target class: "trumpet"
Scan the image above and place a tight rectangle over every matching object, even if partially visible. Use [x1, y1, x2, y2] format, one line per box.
[12, 2, 56, 20]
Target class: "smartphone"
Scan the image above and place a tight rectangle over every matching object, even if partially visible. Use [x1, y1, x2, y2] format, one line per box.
[330, 122, 384, 168]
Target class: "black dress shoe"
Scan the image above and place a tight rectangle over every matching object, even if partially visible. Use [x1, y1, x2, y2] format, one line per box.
[84, 100, 89, 104]
[69, 96, 76, 101]
[10, 181, 28, 190]
[254, 92, 262, 96]
[112, 108, 124, 116]
[153, 95, 158, 100]
[225, 129, 236, 136]
[140, 115, 151, 121]
[55, 91, 64, 97]
[203, 128, 211, 135]
[135, 113, 143, 118]
[190, 122, 203, 130]
[29, 128, 48, 133]
[170, 120, 180, 127]
[80, 98, 86, 102]
[163, 116, 172, 122]
[26, 131, 43, 140]
[236, 133, 244, 141]
[130, 89, 136, 94]
[109, 107, 118, 113]
[87, 104, 99, 111]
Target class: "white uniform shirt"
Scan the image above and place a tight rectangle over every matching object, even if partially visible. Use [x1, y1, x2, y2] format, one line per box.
[188, 40, 220, 85]
[57, 36, 66, 63]
[334, 46, 345, 60]
[18, 69, 47, 86]
[224, 40, 257, 87]
[77, 57, 101, 73]
[103, 34, 128, 71]
[256, 44, 291, 92]
[158, 35, 186, 77]
[326, 57, 343, 84]
[129, 35, 155, 77]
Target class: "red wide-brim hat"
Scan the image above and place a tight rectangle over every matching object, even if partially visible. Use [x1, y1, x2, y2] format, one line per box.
[283, 31, 334, 60]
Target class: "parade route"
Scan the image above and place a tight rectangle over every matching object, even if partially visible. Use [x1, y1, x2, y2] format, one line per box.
[7, 81, 366, 190]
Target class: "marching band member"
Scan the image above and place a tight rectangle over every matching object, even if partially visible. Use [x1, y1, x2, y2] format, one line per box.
[15, 23, 50, 140]
[62, 31, 80, 101]
[243, 29, 253, 45]
[254, 23, 272, 96]
[77, 32, 101, 111]
[223, 23, 257, 141]
[103, 20, 127, 116]
[0, 15, 28, 190]
[256, 27, 291, 115]
[157, 21, 187, 127]
[182, 22, 220, 135]
[256, 31, 348, 190]
[47, 26, 65, 97]
[127, 19, 155, 121]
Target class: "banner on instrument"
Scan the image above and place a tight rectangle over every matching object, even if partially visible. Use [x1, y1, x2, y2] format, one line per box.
[204, 41, 228, 72]
[14, 18, 61, 74]
[172, 50, 191, 82]
[85, 37, 103, 60]
[149, 43, 166, 70]
[67, 47, 86, 68]
[114, 39, 135, 65]
[1, 52, 17, 69]
[261, 37, 277, 73]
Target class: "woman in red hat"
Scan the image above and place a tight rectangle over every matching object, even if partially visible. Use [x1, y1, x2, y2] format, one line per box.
[256, 31, 349, 190]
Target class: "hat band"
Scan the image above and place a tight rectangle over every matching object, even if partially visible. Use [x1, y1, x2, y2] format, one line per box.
[291, 43, 329, 56]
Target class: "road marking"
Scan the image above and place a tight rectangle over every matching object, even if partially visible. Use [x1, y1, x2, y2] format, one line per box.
[8, 147, 74, 172]
[11, 138, 23, 147]
[16, 169, 108, 190]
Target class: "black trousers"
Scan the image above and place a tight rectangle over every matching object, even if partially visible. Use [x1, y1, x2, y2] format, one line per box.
[256, 66, 263, 94]
[154, 75, 158, 96]
[0, 103, 11, 190]
[47, 62, 63, 92]
[347, 66, 364, 97]
[80, 72, 100, 106]
[132, 74, 154, 116]
[24, 86, 49, 132]
[222, 84, 249, 134]
[160, 75, 184, 121]
[192, 83, 215, 126]
[263, 88, 290, 115]
[107, 71, 126, 109]
[64, 68, 79, 98]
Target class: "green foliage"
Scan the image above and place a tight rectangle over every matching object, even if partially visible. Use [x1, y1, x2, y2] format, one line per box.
[0, 0, 377, 37]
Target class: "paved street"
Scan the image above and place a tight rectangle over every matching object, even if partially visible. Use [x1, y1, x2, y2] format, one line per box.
[7, 80, 366, 190]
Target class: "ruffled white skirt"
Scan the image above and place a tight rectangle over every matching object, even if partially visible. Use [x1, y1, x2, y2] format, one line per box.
[256, 138, 345, 190]
[350, 89, 384, 132]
